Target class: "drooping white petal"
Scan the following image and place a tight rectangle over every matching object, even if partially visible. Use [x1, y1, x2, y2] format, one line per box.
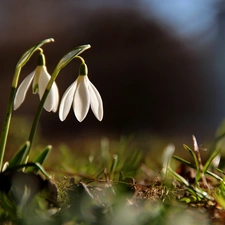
[36, 66, 48, 99]
[45, 81, 59, 112]
[13, 71, 35, 110]
[51, 82, 60, 112]
[73, 76, 90, 122]
[38, 66, 59, 112]
[59, 80, 77, 121]
[32, 67, 41, 94]
[88, 78, 103, 121]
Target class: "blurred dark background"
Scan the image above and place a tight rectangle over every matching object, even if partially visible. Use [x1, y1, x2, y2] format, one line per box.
[1, 0, 225, 145]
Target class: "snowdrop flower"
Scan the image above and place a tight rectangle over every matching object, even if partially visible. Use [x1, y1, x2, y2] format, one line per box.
[59, 62, 103, 122]
[14, 53, 59, 112]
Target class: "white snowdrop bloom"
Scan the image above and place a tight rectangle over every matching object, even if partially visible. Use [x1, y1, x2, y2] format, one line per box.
[14, 54, 59, 112]
[59, 63, 103, 122]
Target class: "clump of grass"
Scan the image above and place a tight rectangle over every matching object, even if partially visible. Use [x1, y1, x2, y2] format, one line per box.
[2, 132, 225, 224]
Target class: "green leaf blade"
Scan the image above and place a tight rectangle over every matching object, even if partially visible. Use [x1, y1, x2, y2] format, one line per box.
[183, 144, 201, 182]
[7, 141, 30, 169]
[203, 148, 221, 173]
[26, 145, 52, 173]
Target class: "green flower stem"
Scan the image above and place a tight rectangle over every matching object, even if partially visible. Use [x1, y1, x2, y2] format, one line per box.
[26, 45, 91, 160]
[0, 38, 54, 171]
[27, 69, 59, 155]
[0, 68, 21, 170]
[75, 55, 85, 64]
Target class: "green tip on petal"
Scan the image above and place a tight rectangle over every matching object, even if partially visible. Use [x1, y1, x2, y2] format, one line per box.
[32, 84, 38, 94]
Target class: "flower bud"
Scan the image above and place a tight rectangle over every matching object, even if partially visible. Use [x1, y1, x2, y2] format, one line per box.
[37, 53, 46, 66]
[79, 63, 88, 76]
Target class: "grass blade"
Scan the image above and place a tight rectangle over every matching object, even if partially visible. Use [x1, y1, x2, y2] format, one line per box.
[173, 155, 222, 181]
[203, 148, 221, 174]
[168, 166, 189, 186]
[7, 141, 30, 169]
[26, 145, 52, 173]
[183, 144, 201, 182]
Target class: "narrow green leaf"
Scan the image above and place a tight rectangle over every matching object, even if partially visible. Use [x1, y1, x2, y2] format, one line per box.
[183, 144, 201, 182]
[7, 141, 30, 169]
[168, 166, 190, 186]
[193, 186, 212, 200]
[183, 144, 199, 167]
[34, 145, 51, 165]
[168, 166, 211, 199]
[203, 148, 221, 173]
[216, 168, 224, 174]
[206, 170, 223, 181]
[172, 155, 195, 168]
[214, 192, 225, 209]
[30, 162, 52, 179]
[6, 162, 52, 179]
[26, 145, 52, 173]
[109, 154, 118, 180]
[173, 155, 223, 181]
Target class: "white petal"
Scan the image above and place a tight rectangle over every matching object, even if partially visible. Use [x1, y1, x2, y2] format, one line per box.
[13, 71, 35, 110]
[37, 66, 48, 98]
[38, 66, 59, 112]
[73, 76, 90, 122]
[59, 80, 77, 121]
[88, 78, 104, 121]
[51, 82, 60, 112]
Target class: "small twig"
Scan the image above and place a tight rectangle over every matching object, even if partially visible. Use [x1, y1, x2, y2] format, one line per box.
[192, 135, 209, 188]
[80, 182, 94, 199]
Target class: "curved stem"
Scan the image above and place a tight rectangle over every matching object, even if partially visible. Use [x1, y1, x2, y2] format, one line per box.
[75, 56, 85, 64]
[37, 48, 44, 54]
[28, 69, 59, 152]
